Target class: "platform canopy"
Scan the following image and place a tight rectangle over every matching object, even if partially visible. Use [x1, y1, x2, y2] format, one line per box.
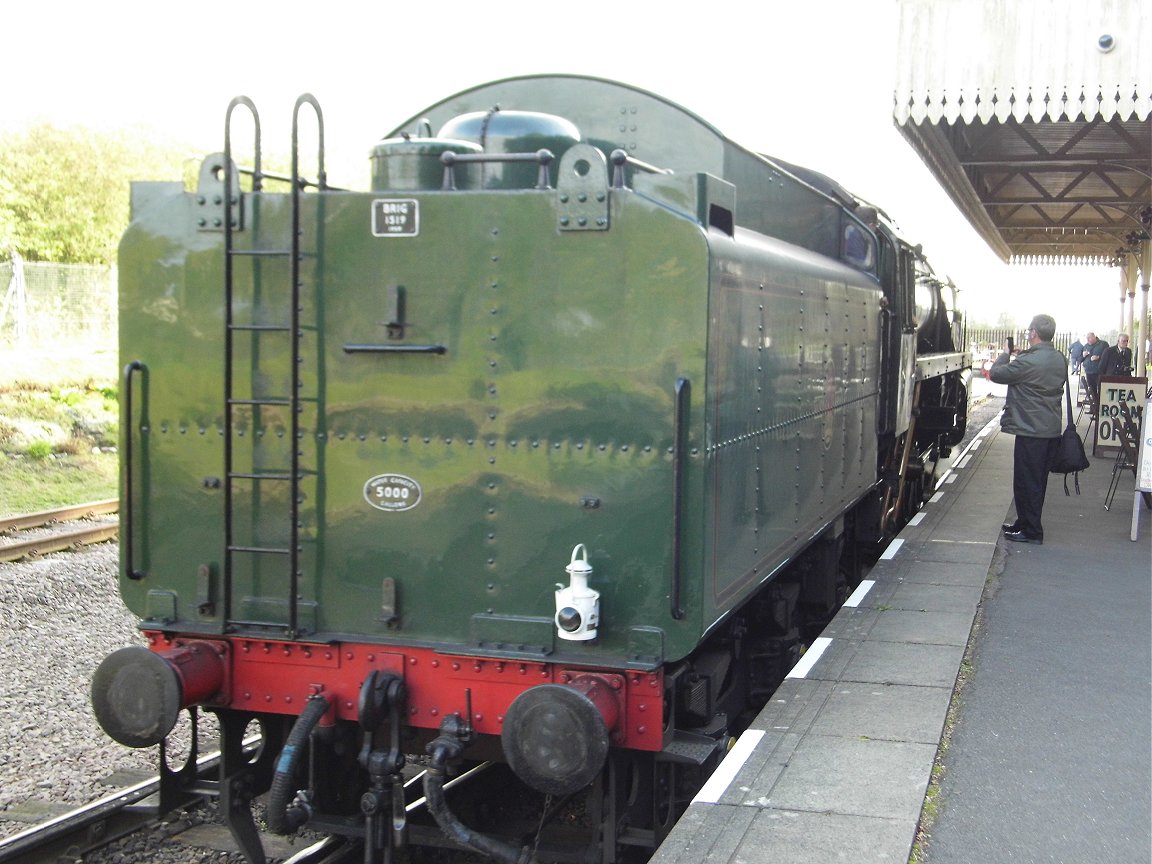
[894, 0, 1151, 265]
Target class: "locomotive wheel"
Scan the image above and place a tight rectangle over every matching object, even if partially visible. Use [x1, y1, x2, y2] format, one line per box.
[591, 750, 696, 864]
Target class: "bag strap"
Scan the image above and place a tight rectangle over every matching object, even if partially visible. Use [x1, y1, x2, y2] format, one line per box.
[1064, 377, 1075, 432]
[1062, 376, 1083, 496]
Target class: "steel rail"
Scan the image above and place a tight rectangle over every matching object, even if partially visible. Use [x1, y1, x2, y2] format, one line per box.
[0, 748, 220, 864]
[0, 499, 118, 533]
[0, 777, 162, 864]
[0, 523, 119, 563]
[0, 736, 276, 864]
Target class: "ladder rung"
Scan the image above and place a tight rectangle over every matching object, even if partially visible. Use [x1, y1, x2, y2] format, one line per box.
[229, 398, 291, 406]
[228, 545, 292, 555]
[230, 249, 317, 260]
[228, 472, 294, 481]
[230, 324, 291, 332]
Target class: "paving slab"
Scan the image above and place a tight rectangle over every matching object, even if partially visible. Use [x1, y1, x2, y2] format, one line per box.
[864, 608, 975, 646]
[801, 682, 953, 744]
[753, 734, 935, 819]
[883, 559, 991, 587]
[878, 580, 983, 613]
[833, 639, 967, 689]
[738, 810, 916, 864]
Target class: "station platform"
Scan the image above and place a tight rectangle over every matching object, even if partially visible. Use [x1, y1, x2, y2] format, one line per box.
[650, 394, 1152, 864]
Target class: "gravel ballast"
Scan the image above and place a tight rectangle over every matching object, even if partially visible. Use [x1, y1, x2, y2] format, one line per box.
[0, 541, 154, 839]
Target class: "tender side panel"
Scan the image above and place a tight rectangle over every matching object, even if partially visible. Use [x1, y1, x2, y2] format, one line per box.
[702, 230, 881, 620]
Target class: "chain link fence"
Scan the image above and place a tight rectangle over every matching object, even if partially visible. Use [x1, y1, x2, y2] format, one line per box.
[0, 260, 117, 384]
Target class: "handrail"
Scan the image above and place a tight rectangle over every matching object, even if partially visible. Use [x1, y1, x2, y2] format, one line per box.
[440, 148, 554, 190]
[610, 149, 673, 189]
[122, 361, 146, 580]
[670, 377, 690, 620]
[222, 97, 262, 625]
[343, 343, 447, 355]
[287, 94, 326, 638]
[224, 97, 262, 191]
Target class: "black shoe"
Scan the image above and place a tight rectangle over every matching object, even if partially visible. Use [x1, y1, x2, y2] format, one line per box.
[1004, 529, 1043, 545]
[1002, 521, 1020, 532]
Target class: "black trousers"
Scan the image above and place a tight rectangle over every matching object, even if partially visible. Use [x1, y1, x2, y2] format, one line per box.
[1013, 435, 1060, 536]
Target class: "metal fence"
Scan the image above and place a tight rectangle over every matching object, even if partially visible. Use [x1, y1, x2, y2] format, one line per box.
[0, 260, 117, 383]
[966, 326, 1077, 361]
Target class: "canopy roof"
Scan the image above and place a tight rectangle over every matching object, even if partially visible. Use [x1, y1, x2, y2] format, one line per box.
[893, 0, 1151, 264]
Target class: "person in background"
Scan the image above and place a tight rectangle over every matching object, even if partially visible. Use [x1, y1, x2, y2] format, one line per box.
[1098, 334, 1133, 377]
[1068, 337, 1084, 374]
[989, 314, 1066, 545]
[1080, 332, 1107, 403]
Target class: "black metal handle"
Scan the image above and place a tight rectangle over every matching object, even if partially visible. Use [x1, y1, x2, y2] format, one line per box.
[343, 343, 447, 355]
[671, 377, 690, 620]
[122, 361, 146, 580]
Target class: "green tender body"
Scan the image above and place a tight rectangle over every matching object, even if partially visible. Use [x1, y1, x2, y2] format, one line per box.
[118, 76, 881, 668]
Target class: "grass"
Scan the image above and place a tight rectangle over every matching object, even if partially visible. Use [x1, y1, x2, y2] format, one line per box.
[0, 380, 119, 516]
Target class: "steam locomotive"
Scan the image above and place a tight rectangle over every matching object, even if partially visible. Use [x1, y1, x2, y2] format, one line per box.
[91, 75, 969, 863]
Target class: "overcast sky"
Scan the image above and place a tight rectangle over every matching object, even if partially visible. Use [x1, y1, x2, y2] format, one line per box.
[3, 0, 1129, 336]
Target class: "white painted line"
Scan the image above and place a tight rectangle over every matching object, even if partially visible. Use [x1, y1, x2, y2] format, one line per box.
[879, 538, 904, 559]
[692, 729, 766, 804]
[929, 491, 945, 503]
[934, 417, 995, 492]
[908, 512, 926, 526]
[786, 636, 832, 680]
[843, 579, 876, 607]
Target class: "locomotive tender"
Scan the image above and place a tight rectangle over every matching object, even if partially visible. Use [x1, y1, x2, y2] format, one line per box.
[92, 75, 970, 863]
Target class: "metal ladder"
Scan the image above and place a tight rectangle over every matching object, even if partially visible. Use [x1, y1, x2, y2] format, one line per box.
[221, 95, 327, 638]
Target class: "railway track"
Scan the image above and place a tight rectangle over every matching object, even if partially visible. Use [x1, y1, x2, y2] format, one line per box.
[0, 785, 359, 864]
[0, 499, 119, 562]
[0, 735, 361, 864]
[0, 766, 184, 864]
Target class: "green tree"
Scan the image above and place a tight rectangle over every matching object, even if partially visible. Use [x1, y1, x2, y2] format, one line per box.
[0, 124, 194, 265]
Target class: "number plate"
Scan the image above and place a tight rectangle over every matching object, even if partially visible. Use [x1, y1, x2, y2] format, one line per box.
[364, 474, 422, 512]
[372, 199, 419, 237]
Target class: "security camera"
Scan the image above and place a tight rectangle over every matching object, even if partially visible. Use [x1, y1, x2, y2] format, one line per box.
[1097, 34, 1116, 53]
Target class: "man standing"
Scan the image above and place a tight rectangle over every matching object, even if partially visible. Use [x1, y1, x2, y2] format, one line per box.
[1098, 334, 1133, 377]
[989, 314, 1067, 544]
[1081, 332, 1108, 403]
[1068, 337, 1084, 373]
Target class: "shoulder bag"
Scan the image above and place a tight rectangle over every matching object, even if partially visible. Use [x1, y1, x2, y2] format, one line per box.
[1050, 378, 1089, 494]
